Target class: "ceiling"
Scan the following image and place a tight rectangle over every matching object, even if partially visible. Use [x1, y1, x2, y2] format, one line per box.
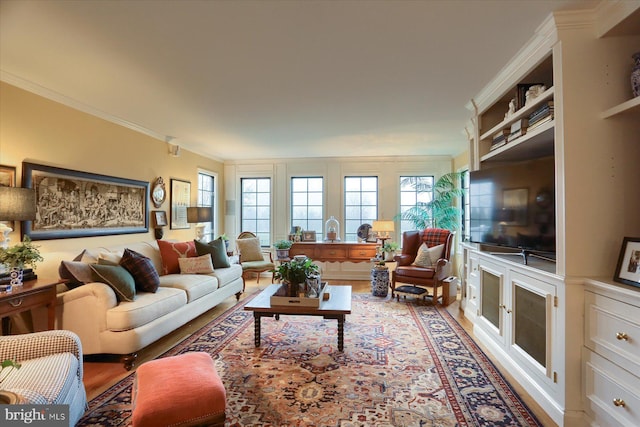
[0, 0, 599, 161]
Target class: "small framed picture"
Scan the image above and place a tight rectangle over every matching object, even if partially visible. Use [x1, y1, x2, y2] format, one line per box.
[302, 231, 316, 242]
[614, 237, 640, 288]
[153, 211, 168, 228]
[0, 164, 16, 187]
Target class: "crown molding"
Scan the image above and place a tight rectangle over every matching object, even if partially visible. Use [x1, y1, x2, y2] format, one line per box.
[1, 70, 166, 141]
[594, 0, 640, 37]
[469, 13, 558, 114]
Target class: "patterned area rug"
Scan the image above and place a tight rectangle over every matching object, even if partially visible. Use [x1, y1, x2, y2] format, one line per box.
[78, 292, 541, 426]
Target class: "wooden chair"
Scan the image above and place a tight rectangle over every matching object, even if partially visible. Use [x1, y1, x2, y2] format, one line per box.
[391, 228, 454, 304]
[235, 231, 274, 286]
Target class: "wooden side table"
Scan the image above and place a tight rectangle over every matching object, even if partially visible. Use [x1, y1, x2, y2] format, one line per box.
[0, 278, 62, 335]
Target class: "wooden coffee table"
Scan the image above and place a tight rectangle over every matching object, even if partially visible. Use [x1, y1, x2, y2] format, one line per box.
[244, 284, 352, 351]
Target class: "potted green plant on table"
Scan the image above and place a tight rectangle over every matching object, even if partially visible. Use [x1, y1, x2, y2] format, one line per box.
[272, 257, 320, 297]
[0, 236, 43, 288]
[382, 241, 400, 261]
[273, 239, 293, 260]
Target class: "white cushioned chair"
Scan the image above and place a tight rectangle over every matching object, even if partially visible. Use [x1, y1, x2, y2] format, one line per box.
[0, 330, 87, 426]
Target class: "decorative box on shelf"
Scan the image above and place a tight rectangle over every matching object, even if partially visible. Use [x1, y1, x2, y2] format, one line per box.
[270, 282, 329, 307]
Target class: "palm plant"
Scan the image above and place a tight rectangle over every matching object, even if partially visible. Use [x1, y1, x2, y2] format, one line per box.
[395, 172, 465, 231]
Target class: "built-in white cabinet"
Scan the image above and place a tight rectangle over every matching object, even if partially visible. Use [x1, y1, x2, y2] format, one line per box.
[471, 252, 563, 418]
[583, 279, 640, 427]
[462, 2, 640, 426]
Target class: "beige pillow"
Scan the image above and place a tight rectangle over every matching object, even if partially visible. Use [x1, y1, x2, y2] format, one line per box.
[413, 243, 445, 268]
[236, 237, 264, 262]
[178, 255, 214, 274]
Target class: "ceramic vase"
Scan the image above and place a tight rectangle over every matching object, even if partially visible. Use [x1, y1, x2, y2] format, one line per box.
[632, 52, 640, 98]
[9, 267, 23, 287]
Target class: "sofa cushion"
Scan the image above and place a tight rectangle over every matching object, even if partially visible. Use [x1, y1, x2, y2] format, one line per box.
[159, 274, 218, 303]
[195, 239, 231, 269]
[0, 352, 79, 405]
[236, 237, 264, 262]
[157, 240, 197, 275]
[106, 287, 187, 332]
[212, 264, 243, 288]
[90, 264, 136, 302]
[120, 248, 160, 293]
[178, 254, 214, 274]
[395, 265, 436, 280]
[58, 261, 93, 288]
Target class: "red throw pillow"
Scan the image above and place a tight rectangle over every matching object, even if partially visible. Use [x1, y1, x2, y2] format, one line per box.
[157, 240, 196, 275]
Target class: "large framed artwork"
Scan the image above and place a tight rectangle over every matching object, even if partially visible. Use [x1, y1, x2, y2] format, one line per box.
[22, 162, 149, 240]
[170, 178, 191, 229]
[614, 237, 640, 288]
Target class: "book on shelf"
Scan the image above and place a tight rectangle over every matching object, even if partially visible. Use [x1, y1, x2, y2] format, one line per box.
[529, 101, 554, 122]
[490, 140, 507, 151]
[510, 118, 528, 133]
[527, 114, 554, 131]
[492, 129, 510, 145]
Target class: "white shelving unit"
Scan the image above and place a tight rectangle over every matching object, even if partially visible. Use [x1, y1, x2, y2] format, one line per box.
[463, 2, 640, 426]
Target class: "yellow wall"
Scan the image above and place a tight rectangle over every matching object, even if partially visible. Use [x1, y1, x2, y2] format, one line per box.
[0, 81, 225, 258]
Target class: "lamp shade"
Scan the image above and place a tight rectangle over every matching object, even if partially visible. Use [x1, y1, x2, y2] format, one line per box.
[372, 220, 395, 232]
[0, 187, 36, 221]
[186, 206, 212, 223]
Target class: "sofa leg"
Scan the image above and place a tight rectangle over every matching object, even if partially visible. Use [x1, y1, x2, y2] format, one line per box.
[235, 291, 242, 301]
[121, 353, 137, 371]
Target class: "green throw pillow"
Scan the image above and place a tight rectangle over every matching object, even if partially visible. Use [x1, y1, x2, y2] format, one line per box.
[90, 264, 136, 302]
[195, 238, 231, 269]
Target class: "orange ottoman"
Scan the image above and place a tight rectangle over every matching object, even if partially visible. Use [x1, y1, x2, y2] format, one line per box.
[131, 352, 226, 427]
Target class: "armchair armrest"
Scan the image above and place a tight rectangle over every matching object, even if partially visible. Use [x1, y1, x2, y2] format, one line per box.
[394, 254, 413, 266]
[262, 250, 274, 263]
[0, 330, 84, 379]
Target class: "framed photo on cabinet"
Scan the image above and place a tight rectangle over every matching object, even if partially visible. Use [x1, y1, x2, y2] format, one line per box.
[614, 237, 640, 288]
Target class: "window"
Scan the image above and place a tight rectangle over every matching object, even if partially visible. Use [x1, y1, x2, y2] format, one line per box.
[291, 177, 323, 239]
[241, 178, 271, 246]
[461, 169, 470, 242]
[197, 172, 215, 242]
[344, 176, 377, 242]
[399, 176, 434, 236]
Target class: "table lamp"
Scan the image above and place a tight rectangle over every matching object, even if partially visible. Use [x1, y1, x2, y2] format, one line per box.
[0, 187, 36, 249]
[187, 207, 213, 241]
[372, 220, 394, 246]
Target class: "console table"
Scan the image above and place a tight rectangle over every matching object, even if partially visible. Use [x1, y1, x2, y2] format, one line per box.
[289, 242, 378, 263]
[1, 278, 62, 334]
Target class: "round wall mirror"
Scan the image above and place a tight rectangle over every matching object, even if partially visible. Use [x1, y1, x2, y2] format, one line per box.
[152, 177, 166, 208]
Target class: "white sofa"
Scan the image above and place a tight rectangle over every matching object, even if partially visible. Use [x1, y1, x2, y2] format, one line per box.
[41, 241, 243, 370]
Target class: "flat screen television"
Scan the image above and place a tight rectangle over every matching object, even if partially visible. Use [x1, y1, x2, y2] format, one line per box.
[469, 155, 556, 263]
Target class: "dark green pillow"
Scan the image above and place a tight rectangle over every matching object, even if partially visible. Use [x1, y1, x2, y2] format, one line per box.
[90, 264, 136, 302]
[194, 238, 231, 269]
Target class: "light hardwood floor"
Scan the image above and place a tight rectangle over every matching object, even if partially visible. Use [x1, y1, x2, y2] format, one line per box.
[83, 276, 556, 426]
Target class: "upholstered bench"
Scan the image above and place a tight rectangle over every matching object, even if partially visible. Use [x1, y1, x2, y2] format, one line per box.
[131, 352, 226, 427]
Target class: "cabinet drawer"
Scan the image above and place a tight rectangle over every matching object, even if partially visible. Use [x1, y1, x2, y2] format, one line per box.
[584, 349, 640, 427]
[585, 291, 640, 378]
[318, 247, 348, 260]
[348, 246, 376, 260]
